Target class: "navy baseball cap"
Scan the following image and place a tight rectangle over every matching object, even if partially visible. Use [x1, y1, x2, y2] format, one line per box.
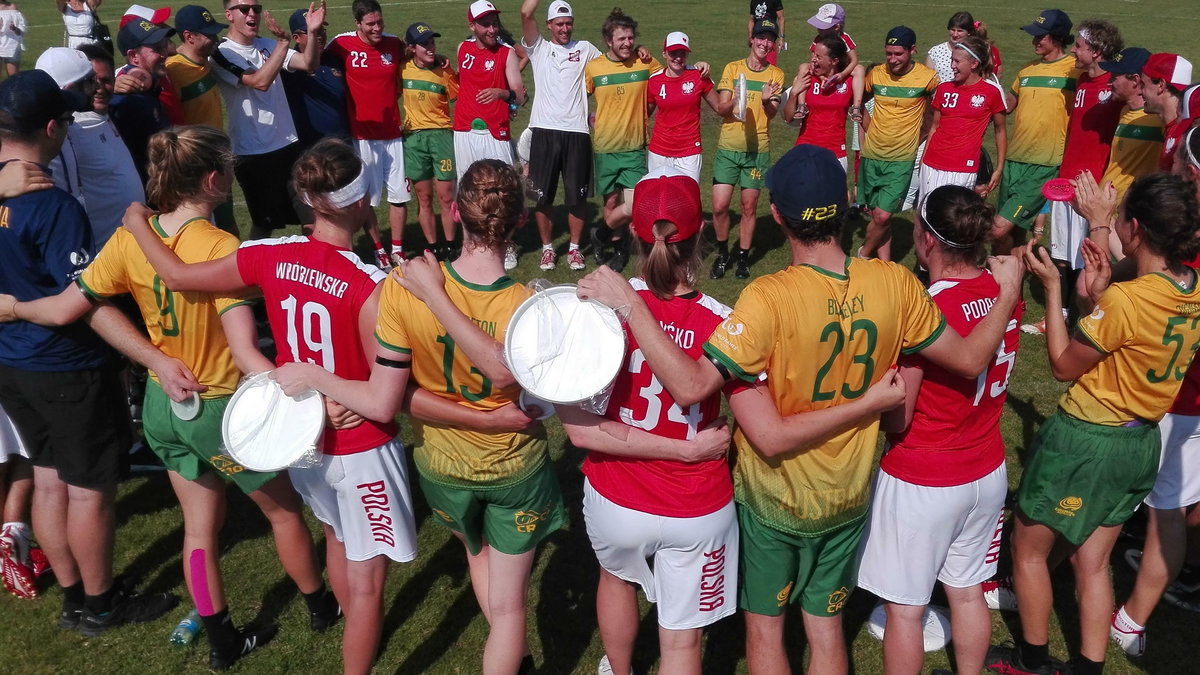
[175, 5, 226, 37]
[289, 8, 327, 34]
[885, 26, 917, 49]
[752, 18, 779, 39]
[117, 18, 175, 53]
[765, 144, 848, 222]
[0, 70, 87, 134]
[1100, 47, 1151, 75]
[1021, 9, 1072, 37]
[406, 22, 441, 46]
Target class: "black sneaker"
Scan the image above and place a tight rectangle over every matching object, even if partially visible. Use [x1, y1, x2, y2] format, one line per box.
[735, 253, 751, 279]
[710, 253, 730, 280]
[309, 590, 342, 633]
[59, 603, 83, 630]
[607, 235, 630, 273]
[209, 623, 278, 670]
[591, 225, 611, 264]
[78, 587, 178, 637]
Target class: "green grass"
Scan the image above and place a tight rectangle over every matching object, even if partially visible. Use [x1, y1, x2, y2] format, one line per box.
[2, 1, 1198, 673]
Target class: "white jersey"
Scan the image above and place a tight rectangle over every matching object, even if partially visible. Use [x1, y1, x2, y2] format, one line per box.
[522, 34, 600, 133]
[211, 37, 299, 156]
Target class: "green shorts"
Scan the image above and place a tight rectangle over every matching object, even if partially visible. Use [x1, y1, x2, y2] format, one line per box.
[594, 150, 647, 197]
[141, 380, 277, 494]
[418, 460, 566, 556]
[712, 148, 769, 190]
[404, 128, 455, 182]
[997, 161, 1058, 230]
[737, 504, 864, 617]
[1016, 409, 1161, 545]
[857, 157, 914, 214]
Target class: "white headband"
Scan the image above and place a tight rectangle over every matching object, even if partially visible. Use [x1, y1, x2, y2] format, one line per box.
[1186, 126, 1200, 171]
[302, 169, 368, 208]
[953, 42, 981, 63]
[919, 192, 973, 249]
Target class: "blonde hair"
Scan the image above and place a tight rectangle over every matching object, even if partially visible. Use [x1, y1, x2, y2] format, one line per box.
[145, 126, 233, 213]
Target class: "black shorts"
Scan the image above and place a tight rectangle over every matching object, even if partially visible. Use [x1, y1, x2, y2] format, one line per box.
[528, 128, 592, 207]
[234, 142, 310, 230]
[0, 364, 129, 489]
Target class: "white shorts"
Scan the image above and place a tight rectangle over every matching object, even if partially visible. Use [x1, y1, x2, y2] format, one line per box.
[917, 163, 976, 206]
[647, 151, 702, 184]
[454, 129, 515, 182]
[355, 137, 411, 206]
[1049, 200, 1088, 269]
[902, 140, 926, 213]
[582, 479, 738, 629]
[857, 463, 1007, 605]
[838, 155, 849, 172]
[0, 403, 28, 463]
[1146, 413, 1200, 509]
[289, 438, 418, 563]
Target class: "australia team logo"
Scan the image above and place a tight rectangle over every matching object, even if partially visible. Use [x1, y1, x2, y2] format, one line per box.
[1055, 496, 1083, 517]
[879, 86, 888, 96]
[970, 94, 986, 108]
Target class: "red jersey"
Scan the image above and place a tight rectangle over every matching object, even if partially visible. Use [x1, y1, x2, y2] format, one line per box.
[648, 70, 713, 158]
[582, 280, 734, 518]
[923, 79, 1006, 172]
[794, 77, 852, 158]
[454, 39, 513, 140]
[325, 33, 404, 140]
[1172, 252, 1200, 415]
[1058, 72, 1121, 180]
[883, 272, 1024, 486]
[1162, 117, 1189, 170]
[236, 236, 397, 455]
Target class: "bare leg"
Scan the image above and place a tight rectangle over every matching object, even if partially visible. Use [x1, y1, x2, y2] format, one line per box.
[881, 602, 925, 675]
[658, 625, 702, 675]
[801, 610, 847, 675]
[31, 466, 78, 588]
[1011, 512, 1062, 647]
[567, 205, 587, 246]
[341, 554, 389, 675]
[744, 611, 790, 675]
[482, 547, 536, 675]
[325, 527, 350, 621]
[66, 480, 116, 594]
[943, 583, 991, 675]
[535, 206, 554, 246]
[595, 568, 638, 675]
[861, 208, 894, 260]
[413, 180, 439, 246]
[168, 471, 228, 615]
[453, 531, 493, 624]
[389, 203, 407, 247]
[1069, 524, 1122, 663]
[2, 456, 32, 523]
[737, 188, 761, 251]
[436, 180, 458, 243]
[247, 475, 323, 594]
[603, 190, 630, 232]
[711, 183, 735, 244]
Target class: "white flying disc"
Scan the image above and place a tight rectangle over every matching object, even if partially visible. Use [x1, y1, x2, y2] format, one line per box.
[866, 603, 952, 652]
[734, 73, 748, 121]
[505, 285, 625, 404]
[221, 372, 324, 472]
[519, 390, 555, 421]
[170, 391, 201, 421]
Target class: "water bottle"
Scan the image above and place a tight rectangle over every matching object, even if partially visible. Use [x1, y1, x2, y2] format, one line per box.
[169, 609, 203, 646]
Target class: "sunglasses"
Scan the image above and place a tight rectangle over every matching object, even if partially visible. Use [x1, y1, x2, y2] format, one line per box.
[229, 4, 262, 14]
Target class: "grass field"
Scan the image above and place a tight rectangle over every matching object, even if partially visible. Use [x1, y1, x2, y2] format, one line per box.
[2, 0, 1199, 673]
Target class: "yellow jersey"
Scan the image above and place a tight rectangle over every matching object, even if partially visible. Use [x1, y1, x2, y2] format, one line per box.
[400, 61, 458, 133]
[374, 262, 547, 487]
[1061, 271, 1200, 425]
[1008, 56, 1080, 166]
[164, 53, 224, 128]
[1101, 106, 1164, 200]
[704, 258, 946, 535]
[585, 55, 663, 154]
[862, 63, 938, 162]
[76, 217, 249, 397]
[716, 59, 785, 153]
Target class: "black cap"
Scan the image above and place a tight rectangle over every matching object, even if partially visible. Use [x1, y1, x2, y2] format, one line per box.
[0, 70, 87, 134]
[752, 18, 779, 39]
[289, 8, 327, 34]
[885, 26, 917, 49]
[175, 5, 226, 37]
[405, 22, 441, 46]
[1021, 9, 1072, 37]
[117, 18, 176, 54]
[1100, 47, 1151, 75]
[764, 144, 848, 222]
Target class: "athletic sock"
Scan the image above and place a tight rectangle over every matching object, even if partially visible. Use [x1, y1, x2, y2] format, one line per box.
[542, 243, 553, 251]
[202, 608, 240, 651]
[737, 247, 751, 259]
[569, 243, 580, 251]
[62, 582, 84, 607]
[84, 583, 119, 614]
[390, 238, 403, 250]
[1071, 655, 1103, 675]
[715, 240, 729, 256]
[301, 585, 328, 615]
[1114, 605, 1144, 633]
[1018, 640, 1050, 670]
[517, 654, 536, 674]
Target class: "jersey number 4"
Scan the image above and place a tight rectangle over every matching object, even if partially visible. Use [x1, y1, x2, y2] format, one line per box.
[618, 348, 702, 439]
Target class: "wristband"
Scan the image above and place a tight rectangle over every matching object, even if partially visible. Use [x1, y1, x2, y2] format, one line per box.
[1089, 226, 1111, 233]
[506, 89, 517, 104]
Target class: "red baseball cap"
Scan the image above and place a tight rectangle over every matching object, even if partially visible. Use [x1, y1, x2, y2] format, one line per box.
[1181, 83, 1200, 121]
[1144, 53, 1193, 92]
[632, 168, 702, 244]
[120, 5, 171, 29]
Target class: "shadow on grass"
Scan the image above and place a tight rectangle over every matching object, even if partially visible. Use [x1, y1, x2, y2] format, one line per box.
[1003, 393, 1049, 464]
[381, 537, 472, 670]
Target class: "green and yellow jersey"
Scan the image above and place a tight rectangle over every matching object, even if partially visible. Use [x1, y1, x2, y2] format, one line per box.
[164, 53, 224, 128]
[716, 59, 785, 153]
[1101, 106, 1164, 200]
[1061, 272, 1200, 425]
[77, 217, 249, 397]
[401, 61, 458, 133]
[375, 262, 548, 487]
[862, 63, 938, 162]
[585, 55, 663, 154]
[1008, 56, 1080, 166]
[704, 258, 946, 535]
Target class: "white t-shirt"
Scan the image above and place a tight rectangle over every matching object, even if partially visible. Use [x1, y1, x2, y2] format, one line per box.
[49, 112, 146, 247]
[927, 42, 954, 84]
[522, 34, 600, 133]
[212, 37, 299, 156]
[0, 9, 25, 57]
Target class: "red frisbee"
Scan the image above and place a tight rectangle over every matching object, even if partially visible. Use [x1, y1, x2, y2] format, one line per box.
[1042, 178, 1075, 202]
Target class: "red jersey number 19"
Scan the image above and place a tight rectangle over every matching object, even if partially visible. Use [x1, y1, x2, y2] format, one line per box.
[281, 294, 336, 372]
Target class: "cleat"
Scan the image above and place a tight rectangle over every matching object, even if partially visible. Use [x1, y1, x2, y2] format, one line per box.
[309, 590, 342, 633]
[78, 586, 179, 637]
[504, 244, 519, 270]
[59, 604, 83, 630]
[567, 248, 586, 271]
[710, 253, 729, 280]
[209, 623, 278, 670]
[982, 577, 1018, 611]
[735, 252, 751, 279]
[590, 226, 611, 264]
[539, 248, 556, 271]
[388, 250, 406, 269]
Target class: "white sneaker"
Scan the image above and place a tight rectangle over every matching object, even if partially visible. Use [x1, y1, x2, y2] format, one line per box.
[567, 248, 586, 271]
[597, 655, 613, 675]
[504, 244, 518, 270]
[539, 247, 556, 270]
[982, 577, 1018, 611]
[1110, 614, 1146, 657]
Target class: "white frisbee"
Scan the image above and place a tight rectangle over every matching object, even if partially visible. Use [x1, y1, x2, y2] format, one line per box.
[221, 372, 324, 472]
[170, 391, 201, 421]
[734, 73, 748, 121]
[518, 390, 555, 421]
[866, 603, 952, 652]
[505, 285, 625, 404]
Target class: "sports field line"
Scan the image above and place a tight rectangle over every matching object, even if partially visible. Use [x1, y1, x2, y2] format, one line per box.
[28, 0, 457, 29]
